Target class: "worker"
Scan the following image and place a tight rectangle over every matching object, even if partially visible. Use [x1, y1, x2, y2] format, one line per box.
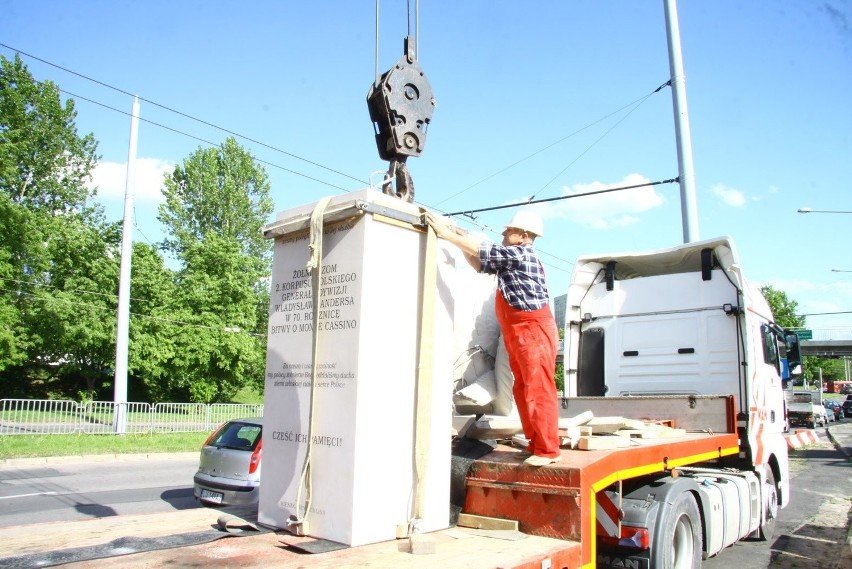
[425, 210, 561, 466]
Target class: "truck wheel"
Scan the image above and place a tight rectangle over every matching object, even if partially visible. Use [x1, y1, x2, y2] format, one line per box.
[653, 491, 702, 569]
[756, 466, 778, 541]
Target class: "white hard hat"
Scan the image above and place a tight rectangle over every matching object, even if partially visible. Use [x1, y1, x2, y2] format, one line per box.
[505, 210, 544, 237]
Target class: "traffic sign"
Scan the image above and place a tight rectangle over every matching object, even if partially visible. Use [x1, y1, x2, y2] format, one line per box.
[795, 329, 813, 340]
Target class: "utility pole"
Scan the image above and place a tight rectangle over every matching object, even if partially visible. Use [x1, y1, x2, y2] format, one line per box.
[664, 0, 699, 243]
[114, 96, 139, 434]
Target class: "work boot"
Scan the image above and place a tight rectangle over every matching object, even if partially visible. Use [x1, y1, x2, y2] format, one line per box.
[523, 454, 561, 467]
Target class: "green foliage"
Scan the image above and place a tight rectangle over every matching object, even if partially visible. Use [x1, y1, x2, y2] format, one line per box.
[159, 137, 273, 263]
[553, 327, 564, 393]
[0, 53, 115, 395]
[757, 285, 844, 386]
[802, 356, 847, 385]
[0, 57, 272, 404]
[759, 285, 805, 329]
[155, 139, 273, 403]
[0, 54, 99, 213]
[125, 242, 178, 400]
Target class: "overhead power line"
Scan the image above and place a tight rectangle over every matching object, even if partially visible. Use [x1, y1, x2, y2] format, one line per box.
[1, 42, 369, 189]
[1, 45, 672, 281]
[530, 84, 666, 201]
[445, 177, 678, 217]
[432, 177, 680, 272]
[56, 86, 355, 193]
[435, 81, 671, 207]
[798, 311, 852, 317]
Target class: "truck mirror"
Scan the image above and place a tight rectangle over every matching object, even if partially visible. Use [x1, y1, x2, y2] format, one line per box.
[784, 333, 803, 376]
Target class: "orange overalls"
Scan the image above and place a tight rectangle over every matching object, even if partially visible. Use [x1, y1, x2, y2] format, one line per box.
[495, 291, 560, 458]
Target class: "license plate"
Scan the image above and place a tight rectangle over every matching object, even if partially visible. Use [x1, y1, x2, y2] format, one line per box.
[200, 489, 223, 504]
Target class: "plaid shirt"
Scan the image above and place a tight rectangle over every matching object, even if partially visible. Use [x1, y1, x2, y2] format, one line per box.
[479, 242, 550, 311]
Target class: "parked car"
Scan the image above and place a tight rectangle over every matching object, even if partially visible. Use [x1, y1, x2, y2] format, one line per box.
[825, 400, 845, 421]
[193, 418, 262, 506]
[843, 395, 852, 417]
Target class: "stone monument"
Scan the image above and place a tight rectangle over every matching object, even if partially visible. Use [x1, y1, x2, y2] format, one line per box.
[258, 189, 456, 546]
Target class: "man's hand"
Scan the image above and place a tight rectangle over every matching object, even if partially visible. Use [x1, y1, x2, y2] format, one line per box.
[425, 211, 458, 239]
[423, 211, 483, 270]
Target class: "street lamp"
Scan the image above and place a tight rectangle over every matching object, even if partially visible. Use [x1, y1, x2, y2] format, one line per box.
[797, 207, 852, 214]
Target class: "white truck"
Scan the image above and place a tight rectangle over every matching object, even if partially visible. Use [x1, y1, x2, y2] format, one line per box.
[785, 389, 828, 429]
[556, 236, 792, 567]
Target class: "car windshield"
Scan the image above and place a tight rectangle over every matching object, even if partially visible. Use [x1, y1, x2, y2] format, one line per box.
[209, 422, 261, 451]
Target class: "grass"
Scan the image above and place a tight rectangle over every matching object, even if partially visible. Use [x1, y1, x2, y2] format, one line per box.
[231, 386, 264, 404]
[0, 431, 209, 460]
[0, 388, 266, 460]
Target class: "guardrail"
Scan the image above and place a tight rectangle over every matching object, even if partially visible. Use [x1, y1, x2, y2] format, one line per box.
[0, 399, 264, 435]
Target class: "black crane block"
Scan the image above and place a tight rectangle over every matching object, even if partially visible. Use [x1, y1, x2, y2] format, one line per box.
[367, 41, 436, 162]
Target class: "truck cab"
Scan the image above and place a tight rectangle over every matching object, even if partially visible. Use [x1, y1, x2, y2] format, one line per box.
[562, 237, 791, 564]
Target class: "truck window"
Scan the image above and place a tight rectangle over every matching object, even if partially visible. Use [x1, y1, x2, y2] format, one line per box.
[761, 324, 780, 374]
[577, 327, 605, 396]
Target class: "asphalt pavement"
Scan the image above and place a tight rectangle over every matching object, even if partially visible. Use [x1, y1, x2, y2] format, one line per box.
[824, 420, 852, 568]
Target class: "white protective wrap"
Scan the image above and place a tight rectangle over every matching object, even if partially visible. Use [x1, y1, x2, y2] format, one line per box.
[437, 238, 517, 417]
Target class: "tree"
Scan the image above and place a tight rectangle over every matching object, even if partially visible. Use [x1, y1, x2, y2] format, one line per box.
[760, 285, 805, 330]
[0, 54, 99, 213]
[156, 138, 273, 402]
[758, 285, 843, 387]
[159, 137, 272, 262]
[124, 242, 178, 401]
[22, 213, 121, 397]
[0, 53, 119, 399]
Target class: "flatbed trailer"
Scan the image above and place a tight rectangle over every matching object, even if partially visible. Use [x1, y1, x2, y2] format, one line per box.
[0, 508, 581, 568]
[463, 432, 739, 567]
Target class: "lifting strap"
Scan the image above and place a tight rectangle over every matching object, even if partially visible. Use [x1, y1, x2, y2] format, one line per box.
[290, 195, 333, 535]
[410, 209, 437, 530]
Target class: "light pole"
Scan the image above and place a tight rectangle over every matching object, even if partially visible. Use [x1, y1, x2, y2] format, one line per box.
[798, 207, 852, 214]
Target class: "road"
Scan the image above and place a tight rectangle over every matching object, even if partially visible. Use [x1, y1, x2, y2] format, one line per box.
[0, 454, 200, 529]
[705, 421, 852, 569]
[0, 429, 849, 567]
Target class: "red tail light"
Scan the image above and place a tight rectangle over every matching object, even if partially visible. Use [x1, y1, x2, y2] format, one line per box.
[249, 438, 262, 474]
[599, 526, 650, 550]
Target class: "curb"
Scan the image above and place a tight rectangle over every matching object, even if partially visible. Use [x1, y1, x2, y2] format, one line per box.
[0, 451, 198, 468]
[825, 427, 852, 460]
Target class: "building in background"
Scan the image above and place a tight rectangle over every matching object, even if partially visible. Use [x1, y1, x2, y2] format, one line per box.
[553, 294, 567, 331]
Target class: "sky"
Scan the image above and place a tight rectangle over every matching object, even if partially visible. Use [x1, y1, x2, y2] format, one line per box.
[3, 1, 852, 338]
